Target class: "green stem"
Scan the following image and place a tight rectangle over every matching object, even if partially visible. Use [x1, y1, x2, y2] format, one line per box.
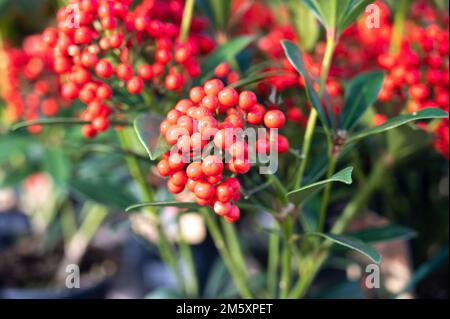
[57, 202, 108, 281]
[390, 0, 409, 55]
[279, 218, 294, 299]
[179, 0, 195, 43]
[117, 129, 185, 294]
[179, 234, 199, 298]
[267, 225, 280, 298]
[221, 219, 248, 280]
[317, 154, 337, 232]
[202, 209, 253, 299]
[290, 157, 389, 298]
[293, 35, 336, 190]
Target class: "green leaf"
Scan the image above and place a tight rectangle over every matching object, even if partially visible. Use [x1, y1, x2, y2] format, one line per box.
[303, 0, 374, 35]
[338, 0, 374, 34]
[134, 113, 170, 161]
[0, 135, 31, 164]
[346, 225, 417, 244]
[281, 40, 330, 128]
[308, 232, 381, 264]
[208, 0, 231, 29]
[347, 108, 449, 143]
[126, 201, 200, 212]
[229, 70, 290, 89]
[287, 167, 353, 204]
[200, 36, 255, 81]
[286, 0, 320, 52]
[71, 179, 137, 210]
[42, 148, 71, 187]
[340, 71, 385, 130]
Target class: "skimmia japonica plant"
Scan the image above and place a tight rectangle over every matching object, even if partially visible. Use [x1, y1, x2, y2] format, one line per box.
[1, 0, 448, 299]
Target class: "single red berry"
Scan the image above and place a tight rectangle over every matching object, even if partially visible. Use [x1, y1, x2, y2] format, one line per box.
[214, 62, 231, 78]
[202, 95, 219, 111]
[92, 117, 110, 132]
[264, 110, 286, 129]
[239, 91, 257, 110]
[138, 64, 153, 80]
[190, 86, 206, 104]
[168, 180, 185, 194]
[186, 162, 204, 180]
[95, 59, 114, 78]
[127, 77, 144, 94]
[82, 124, 97, 138]
[204, 79, 224, 96]
[170, 171, 188, 187]
[218, 88, 239, 107]
[194, 181, 215, 200]
[157, 159, 172, 177]
[224, 206, 240, 223]
[214, 201, 232, 216]
[116, 63, 133, 81]
[202, 155, 224, 177]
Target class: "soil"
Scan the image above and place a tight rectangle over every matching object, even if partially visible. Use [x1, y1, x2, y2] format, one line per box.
[0, 238, 119, 289]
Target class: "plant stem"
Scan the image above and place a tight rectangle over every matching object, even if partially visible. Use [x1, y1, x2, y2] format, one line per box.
[117, 129, 186, 294]
[290, 157, 389, 298]
[202, 209, 253, 299]
[292, 35, 336, 190]
[390, 0, 409, 55]
[221, 219, 248, 280]
[279, 217, 294, 298]
[179, 234, 199, 298]
[179, 0, 195, 43]
[293, 110, 318, 189]
[267, 225, 280, 297]
[317, 154, 337, 232]
[57, 202, 108, 281]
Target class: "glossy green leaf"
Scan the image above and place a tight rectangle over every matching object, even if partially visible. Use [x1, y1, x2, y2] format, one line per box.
[340, 71, 385, 130]
[134, 113, 170, 161]
[201, 36, 255, 82]
[286, 0, 320, 52]
[347, 108, 449, 143]
[346, 225, 417, 244]
[71, 179, 137, 210]
[303, 0, 374, 35]
[126, 201, 200, 212]
[281, 40, 330, 128]
[338, 0, 374, 33]
[287, 167, 353, 204]
[209, 0, 231, 29]
[308, 232, 381, 264]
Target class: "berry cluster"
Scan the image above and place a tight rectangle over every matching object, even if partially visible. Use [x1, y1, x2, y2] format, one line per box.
[156, 78, 289, 222]
[0, 35, 69, 133]
[42, 0, 214, 138]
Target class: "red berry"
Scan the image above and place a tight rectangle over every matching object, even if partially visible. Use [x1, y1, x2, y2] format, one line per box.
[264, 110, 286, 129]
[239, 91, 257, 110]
[214, 201, 232, 216]
[218, 88, 239, 107]
[224, 206, 240, 223]
[194, 181, 215, 200]
[170, 171, 188, 187]
[190, 86, 206, 104]
[116, 63, 133, 81]
[186, 162, 204, 181]
[157, 159, 172, 177]
[95, 59, 114, 78]
[138, 64, 153, 80]
[204, 79, 224, 96]
[202, 156, 224, 177]
[127, 77, 144, 94]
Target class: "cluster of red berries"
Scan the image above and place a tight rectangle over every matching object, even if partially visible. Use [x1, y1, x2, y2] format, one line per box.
[0, 35, 69, 133]
[156, 78, 289, 222]
[42, 0, 214, 138]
